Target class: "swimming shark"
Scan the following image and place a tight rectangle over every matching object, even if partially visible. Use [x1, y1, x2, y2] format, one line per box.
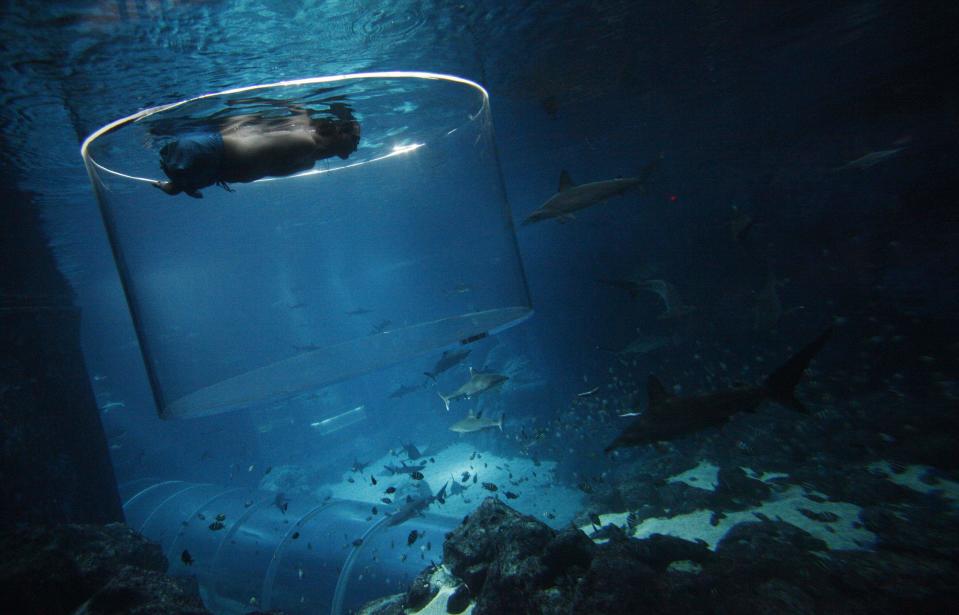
[438, 367, 509, 411]
[424, 349, 471, 382]
[382, 460, 428, 476]
[605, 328, 832, 452]
[449, 409, 504, 434]
[389, 383, 421, 399]
[522, 155, 662, 225]
[385, 481, 448, 527]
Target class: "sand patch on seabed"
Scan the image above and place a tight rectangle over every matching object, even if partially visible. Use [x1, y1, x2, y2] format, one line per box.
[582, 460, 875, 551]
[867, 460, 959, 504]
[321, 441, 585, 527]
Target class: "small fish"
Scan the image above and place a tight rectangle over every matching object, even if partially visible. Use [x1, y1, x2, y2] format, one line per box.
[244, 500, 253, 508]
[181, 550, 194, 565]
[372, 506, 379, 515]
[292, 532, 300, 539]
[411, 471, 424, 480]
[385, 486, 396, 494]
[197, 513, 206, 521]
[347, 477, 355, 483]
[427, 541, 432, 551]
[371, 475, 378, 486]
[473, 474, 478, 484]
[460, 471, 471, 482]
[505, 491, 519, 499]
[482, 482, 498, 492]
[577, 386, 600, 397]
[209, 521, 225, 531]
[264, 466, 272, 475]
[407, 530, 420, 546]
[589, 513, 602, 527]
[352, 538, 364, 547]
[381, 497, 393, 505]
[546, 512, 556, 520]
[215, 513, 226, 522]
[470, 451, 477, 460]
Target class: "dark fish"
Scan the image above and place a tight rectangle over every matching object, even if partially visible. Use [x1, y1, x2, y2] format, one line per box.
[411, 471, 425, 480]
[215, 513, 226, 522]
[482, 482, 498, 492]
[473, 474, 478, 484]
[352, 538, 364, 547]
[371, 476, 378, 486]
[424, 348, 471, 381]
[264, 466, 272, 475]
[589, 513, 602, 527]
[385, 486, 396, 494]
[181, 550, 193, 565]
[372, 506, 378, 515]
[407, 530, 420, 546]
[274, 493, 289, 514]
[347, 477, 355, 483]
[390, 384, 421, 399]
[427, 541, 432, 551]
[460, 471, 470, 482]
[197, 513, 206, 521]
[208, 521, 225, 531]
[546, 512, 556, 520]
[505, 491, 519, 499]
[381, 497, 393, 504]
[292, 532, 300, 539]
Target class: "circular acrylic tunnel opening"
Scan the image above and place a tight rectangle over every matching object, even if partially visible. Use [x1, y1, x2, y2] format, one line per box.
[121, 479, 459, 615]
[82, 72, 532, 419]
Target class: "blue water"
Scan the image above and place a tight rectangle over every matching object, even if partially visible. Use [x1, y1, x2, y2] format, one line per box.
[2, 1, 958, 613]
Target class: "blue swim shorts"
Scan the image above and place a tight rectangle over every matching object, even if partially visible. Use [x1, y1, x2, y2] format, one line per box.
[159, 131, 224, 191]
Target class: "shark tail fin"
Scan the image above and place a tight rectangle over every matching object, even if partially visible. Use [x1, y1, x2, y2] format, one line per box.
[558, 170, 576, 192]
[438, 392, 450, 411]
[764, 328, 833, 413]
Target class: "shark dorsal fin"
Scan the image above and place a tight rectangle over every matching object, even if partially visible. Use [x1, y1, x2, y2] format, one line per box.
[558, 170, 575, 192]
[647, 376, 670, 404]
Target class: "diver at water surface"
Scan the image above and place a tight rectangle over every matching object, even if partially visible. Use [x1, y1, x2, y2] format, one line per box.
[152, 105, 361, 198]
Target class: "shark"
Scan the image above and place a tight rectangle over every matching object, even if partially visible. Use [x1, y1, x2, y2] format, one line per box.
[386, 481, 449, 527]
[438, 367, 509, 411]
[605, 328, 832, 452]
[389, 383, 421, 399]
[522, 155, 662, 225]
[424, 349, 471, 382]
[382, 460, 428, 476]
[449, 409, 504, 434]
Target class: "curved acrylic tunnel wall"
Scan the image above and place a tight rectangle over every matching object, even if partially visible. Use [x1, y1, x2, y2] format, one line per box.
[82, 72, 532, 419]
[121, 480, 459, 615]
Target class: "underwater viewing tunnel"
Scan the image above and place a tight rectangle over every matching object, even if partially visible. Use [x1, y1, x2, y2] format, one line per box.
[121, 478, 459, 615]
[82, 72, 532, 420]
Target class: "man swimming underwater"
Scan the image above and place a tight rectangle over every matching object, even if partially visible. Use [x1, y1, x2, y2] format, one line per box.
[152, 105, 361, 198]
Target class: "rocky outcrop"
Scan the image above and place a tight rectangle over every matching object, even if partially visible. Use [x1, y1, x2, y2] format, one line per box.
[358, 497, 959, 615]
[0, 523, 210, 614]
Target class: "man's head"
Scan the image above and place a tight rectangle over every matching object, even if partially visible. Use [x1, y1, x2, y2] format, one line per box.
[313, 118, 360, 160]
